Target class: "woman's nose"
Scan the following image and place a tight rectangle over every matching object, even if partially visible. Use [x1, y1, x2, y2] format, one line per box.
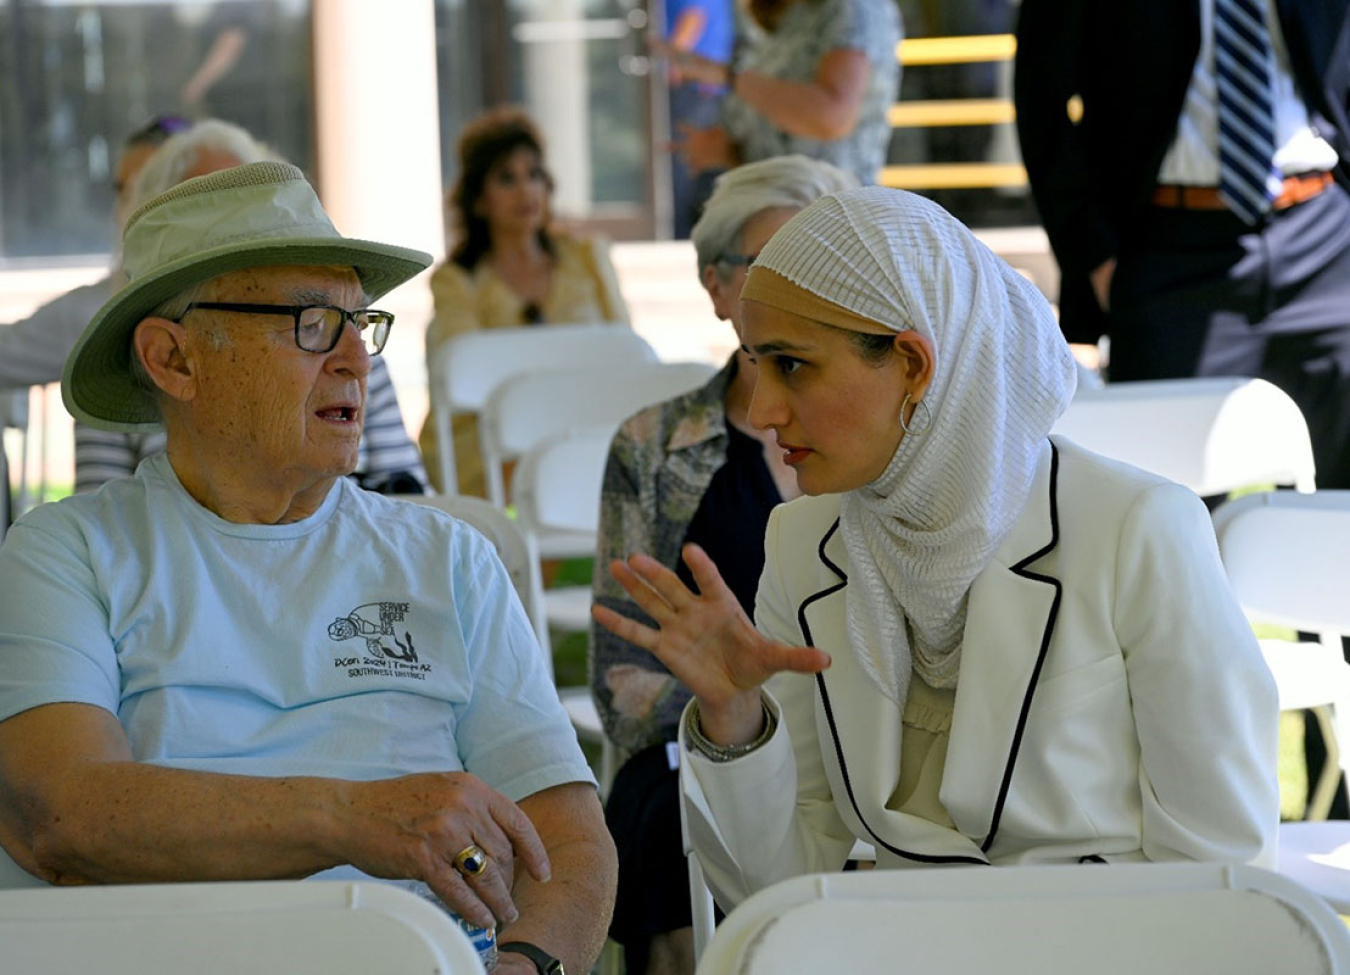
[747, 378, 784, 431]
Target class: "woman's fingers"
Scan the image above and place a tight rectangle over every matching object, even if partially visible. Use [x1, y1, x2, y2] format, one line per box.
[607, 559, 678, 625]
[592, 603, 660, 653]
[760, 642, 832, 676]
[625, 552, 698, 612]
[681, 543, 735, 601]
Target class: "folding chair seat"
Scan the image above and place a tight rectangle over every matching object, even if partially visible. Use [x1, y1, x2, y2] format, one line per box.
[0, 880, 486, 974]
[695, 863, 1350, 974]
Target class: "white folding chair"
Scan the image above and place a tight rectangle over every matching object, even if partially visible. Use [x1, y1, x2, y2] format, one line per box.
[1052, 376, 1316, 495]
[1214, 490, 1350, 911]
[426, 323, 656, 494]
[0, 880, 486, 974]
[696, 863, 1350, 974]
[480, 360, 717, 509]
[512, 427, 619, 792]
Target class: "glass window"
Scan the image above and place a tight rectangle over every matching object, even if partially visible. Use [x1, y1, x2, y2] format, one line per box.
[0, 0, 314, 262]
[434, 0, 655, 234]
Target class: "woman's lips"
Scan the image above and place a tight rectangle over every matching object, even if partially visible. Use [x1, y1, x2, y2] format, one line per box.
[780, 444, 812, 465]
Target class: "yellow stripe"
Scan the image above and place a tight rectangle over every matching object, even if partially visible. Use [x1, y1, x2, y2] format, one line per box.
[897, 34, 1017, 65]
[878, 163, 1028, 190]
[887, 99, 1016, 127]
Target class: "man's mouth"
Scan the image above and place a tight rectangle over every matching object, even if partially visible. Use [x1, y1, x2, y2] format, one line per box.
[315, 405, 359, 423]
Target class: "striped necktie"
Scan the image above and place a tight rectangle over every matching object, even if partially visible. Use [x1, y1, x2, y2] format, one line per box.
[1214, 0, 1283, 224]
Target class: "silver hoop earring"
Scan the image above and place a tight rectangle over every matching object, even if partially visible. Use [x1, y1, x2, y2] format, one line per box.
[900, 392, 933, 435]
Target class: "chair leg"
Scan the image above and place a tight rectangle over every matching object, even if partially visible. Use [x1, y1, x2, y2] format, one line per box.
[1305, 705, 1341, 821]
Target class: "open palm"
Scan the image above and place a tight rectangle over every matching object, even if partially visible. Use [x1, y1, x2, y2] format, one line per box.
[592, 543, 830, 721]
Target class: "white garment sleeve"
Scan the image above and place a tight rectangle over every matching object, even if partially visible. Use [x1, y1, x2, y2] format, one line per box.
[679, 506, 857, 908]
[1114, 482, 1280, 868]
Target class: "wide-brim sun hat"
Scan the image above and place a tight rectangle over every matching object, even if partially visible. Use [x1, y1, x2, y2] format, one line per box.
[63, 160, 433, 431]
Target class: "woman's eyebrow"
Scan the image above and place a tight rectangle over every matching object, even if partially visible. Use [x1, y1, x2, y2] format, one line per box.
[747, 339, 811, 355]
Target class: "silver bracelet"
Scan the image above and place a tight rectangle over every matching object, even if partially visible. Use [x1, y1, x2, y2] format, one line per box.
[686, 697, 777, 763]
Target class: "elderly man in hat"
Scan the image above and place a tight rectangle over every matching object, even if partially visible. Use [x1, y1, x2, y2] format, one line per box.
[0, 162, 615, 975]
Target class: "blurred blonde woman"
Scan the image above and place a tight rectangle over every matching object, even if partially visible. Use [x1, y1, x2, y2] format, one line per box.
[419, 107, 630, 494]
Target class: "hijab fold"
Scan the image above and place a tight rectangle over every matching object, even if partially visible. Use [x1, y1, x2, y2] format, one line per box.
[745, 188, 1076, 708]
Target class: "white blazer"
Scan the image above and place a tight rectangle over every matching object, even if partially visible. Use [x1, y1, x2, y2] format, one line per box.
[681, 438, 1279, 908]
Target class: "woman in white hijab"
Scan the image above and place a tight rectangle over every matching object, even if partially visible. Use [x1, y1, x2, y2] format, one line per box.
[593, 186, 1278, 908]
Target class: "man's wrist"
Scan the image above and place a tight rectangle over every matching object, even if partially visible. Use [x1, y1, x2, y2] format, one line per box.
[498, 940, 564, 974]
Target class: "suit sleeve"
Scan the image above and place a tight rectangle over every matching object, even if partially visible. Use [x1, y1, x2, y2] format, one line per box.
[679, 506, 856, 908]
[1113, 483, 1279, 867]
[1013, 0, 1119, 298]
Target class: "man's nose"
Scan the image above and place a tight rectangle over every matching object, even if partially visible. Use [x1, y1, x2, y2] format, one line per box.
[328, 319, 373, 378]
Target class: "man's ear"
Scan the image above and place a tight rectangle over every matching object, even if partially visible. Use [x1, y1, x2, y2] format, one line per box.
[892, 330, 935, 399]
[133, 317, 196, 403]
[701, 264, 731, 321]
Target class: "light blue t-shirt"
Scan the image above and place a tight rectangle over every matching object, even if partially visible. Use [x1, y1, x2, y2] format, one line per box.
[0, 452, 594, 804]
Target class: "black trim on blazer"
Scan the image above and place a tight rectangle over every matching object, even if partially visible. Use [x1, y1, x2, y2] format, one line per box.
[800, 521, 988, 865]
[980, 442, 1063, 853]
[796, 441, 1064, 864]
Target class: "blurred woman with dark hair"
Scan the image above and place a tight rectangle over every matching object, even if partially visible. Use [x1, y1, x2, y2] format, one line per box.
[419, 106, 631, 495]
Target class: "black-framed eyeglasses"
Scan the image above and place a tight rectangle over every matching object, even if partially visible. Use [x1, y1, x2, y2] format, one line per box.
[182, 302, 395, 355]
[715, 251, 760, 267]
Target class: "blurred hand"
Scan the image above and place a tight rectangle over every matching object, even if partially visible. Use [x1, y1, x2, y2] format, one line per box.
[592, 544, 830, 743]
[650, 37, 730, 87]
[672, 123, 738, 174]
[335, 772, 550, 929]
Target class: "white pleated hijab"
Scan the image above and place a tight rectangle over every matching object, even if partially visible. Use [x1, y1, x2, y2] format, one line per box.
[749, 187, 1077, 708]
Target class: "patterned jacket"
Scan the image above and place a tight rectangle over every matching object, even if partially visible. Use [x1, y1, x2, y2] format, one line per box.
[589, 357, 737, 754]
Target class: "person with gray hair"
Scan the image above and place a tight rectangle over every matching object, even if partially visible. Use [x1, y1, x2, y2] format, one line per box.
[72, 119, 427, 494]
[589, 154, 857, 975]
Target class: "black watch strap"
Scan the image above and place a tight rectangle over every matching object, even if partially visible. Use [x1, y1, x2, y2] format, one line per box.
[498, 940, 564, 974]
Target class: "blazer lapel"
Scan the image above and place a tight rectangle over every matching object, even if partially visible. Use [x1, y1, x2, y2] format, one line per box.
[945, 440, 1062, 849]
[800, 523, 989, 863]
[798, 440, 1064, 861]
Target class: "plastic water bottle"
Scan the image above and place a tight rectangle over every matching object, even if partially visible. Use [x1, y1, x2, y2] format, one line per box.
[405, 880, 499, 970]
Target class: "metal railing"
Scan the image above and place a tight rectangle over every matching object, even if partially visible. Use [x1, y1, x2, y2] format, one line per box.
[880, 33, 1026, 191]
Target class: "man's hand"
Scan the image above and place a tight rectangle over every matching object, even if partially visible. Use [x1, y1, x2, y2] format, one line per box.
[332, 772, 550, 930]
[1090, 257, 1117, 312]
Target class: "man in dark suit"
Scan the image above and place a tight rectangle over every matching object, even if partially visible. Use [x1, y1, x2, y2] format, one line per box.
[1014, 0, 1350, 489]
[1015, 0, 1350, 818]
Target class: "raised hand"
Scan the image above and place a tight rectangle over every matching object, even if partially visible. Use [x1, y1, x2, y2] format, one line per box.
[592, 543, 830, 744]
[335, 771, 550, 929]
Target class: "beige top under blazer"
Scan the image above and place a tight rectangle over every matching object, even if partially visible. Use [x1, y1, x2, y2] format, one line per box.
[681, 437, 1280, 908]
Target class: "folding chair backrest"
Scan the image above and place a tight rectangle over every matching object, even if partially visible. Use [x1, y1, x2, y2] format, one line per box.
[1213, 490, 1350, 634]
[511, 426, 614, 539]
[425, 323, 656, 493]
[480, 361, 717, 505]
[1052, 377, 1316, 495]
[697, 864, 1349, 975]
[0, 880, 486, 974]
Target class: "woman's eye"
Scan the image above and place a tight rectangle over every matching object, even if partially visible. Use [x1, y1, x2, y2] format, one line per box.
[777, 357, 803, 376]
